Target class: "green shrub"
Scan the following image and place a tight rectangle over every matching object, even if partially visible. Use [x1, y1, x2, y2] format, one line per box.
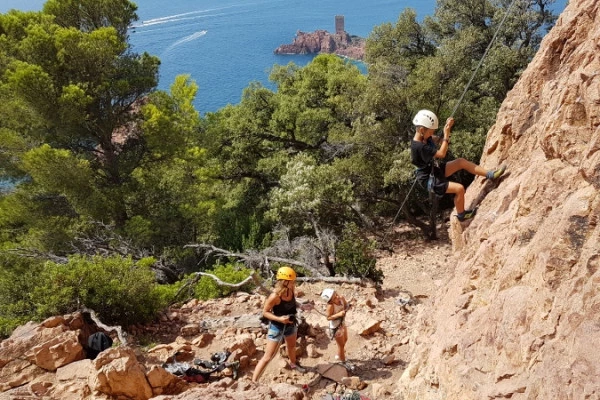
[335, 223, 383, 283]
[195, 263, 254, 300]
[32, 255, 168, 327]
[0, 254, 44, 338]
[154, 280, 185, 305]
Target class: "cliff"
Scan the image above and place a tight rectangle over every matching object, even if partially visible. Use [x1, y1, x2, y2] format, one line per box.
[399, 0, 600, 398]
[274, 29, 366, 61]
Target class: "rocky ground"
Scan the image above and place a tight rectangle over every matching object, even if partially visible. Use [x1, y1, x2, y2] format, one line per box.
[138, 221, 454, 400]
[0, 221, 454, 400]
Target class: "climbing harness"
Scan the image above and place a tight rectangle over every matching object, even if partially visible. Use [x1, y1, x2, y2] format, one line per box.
[327, 307, 348, 341]
[308, 297, 351, 340]
[388, 0, 519, 229]
[320, 300, 351, 340]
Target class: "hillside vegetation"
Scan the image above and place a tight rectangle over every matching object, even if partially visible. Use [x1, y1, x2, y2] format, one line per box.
[0, 0, 558, 337]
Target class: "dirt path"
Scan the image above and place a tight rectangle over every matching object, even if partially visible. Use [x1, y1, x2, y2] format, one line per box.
[248, 223, 454, 398]
[132, 222, 454, 399]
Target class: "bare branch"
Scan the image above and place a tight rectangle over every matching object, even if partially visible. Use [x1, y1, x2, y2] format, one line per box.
[172, 268, 270, 302]
[80, 307, 128, 345]
[296, 276, 364, 284]
[7, 248, 69, 264]
[195, 271, 270, 293]
[184, 243, 325, 277]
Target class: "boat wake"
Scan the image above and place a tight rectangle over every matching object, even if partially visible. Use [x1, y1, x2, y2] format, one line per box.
[131, 13, 225, 29]
[164, 30, 208, 53]
[129, 1, 271, 32]
[130, 4, 235, 29]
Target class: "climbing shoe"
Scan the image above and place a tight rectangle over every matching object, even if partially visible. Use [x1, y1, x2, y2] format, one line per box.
[456, 209, 477, 222]
[486, 165, 507, 180]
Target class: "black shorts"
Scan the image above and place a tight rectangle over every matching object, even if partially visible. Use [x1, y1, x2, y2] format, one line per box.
[417, 162, 449, 197]
[430, 171, 449, 196]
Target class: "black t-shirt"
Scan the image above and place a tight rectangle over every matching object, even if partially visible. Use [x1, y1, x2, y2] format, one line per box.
[411, 138, 449, 197]
[270, 292, 297, 327]
[272, 294, 297, 317]
[411, 138, 437, 179]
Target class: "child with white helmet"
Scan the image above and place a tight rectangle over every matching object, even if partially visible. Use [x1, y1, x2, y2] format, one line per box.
[321, 288, 352, 369]
[411, 109, 506, 221]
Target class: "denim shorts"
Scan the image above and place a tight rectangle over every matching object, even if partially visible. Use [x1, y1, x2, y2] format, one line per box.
[267, 322, 297, 342]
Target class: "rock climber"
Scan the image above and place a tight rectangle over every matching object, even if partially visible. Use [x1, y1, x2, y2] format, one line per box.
[410, 109, 506, 221]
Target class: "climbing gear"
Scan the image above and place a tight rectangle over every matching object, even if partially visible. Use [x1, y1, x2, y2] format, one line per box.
[486, 165, 507, 180]
[321, 288, 335, 303]
[323, 391, 369, 400]
[328, 327, 336, 340]
[412, 109, 439, 129]
[339, 360, 356, 372]
[424, 160, 445, 198]
[388, 177, 419, 228]
[328, 325, 340, 340]
[163, 350, 240, 382]
[163, 358, 210, 383]
[276, 266, 296, 281]
[426, 169, 437, 194]
[456, 208, 477, 222]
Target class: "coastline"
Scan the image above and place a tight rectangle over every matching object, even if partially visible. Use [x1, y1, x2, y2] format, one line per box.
[274, 28, 366, 61]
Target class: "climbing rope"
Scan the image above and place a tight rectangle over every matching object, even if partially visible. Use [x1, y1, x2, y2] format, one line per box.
[387, 0, 519, 231]
[449, 0, 519, 118]
[389, 177, 419, 228]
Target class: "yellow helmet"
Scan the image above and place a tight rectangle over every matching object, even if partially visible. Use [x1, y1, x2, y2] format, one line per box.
[276, 266, 297, 281]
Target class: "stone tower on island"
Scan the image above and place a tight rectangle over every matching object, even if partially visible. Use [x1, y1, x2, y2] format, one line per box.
[274, 14, 365, 60]
[335, 15, 344, 34]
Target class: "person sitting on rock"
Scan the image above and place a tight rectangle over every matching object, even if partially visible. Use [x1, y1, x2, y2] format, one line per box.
[321, 288, 352, 370]
[410, 109, 506, 221]
[252, 266, 313, 382]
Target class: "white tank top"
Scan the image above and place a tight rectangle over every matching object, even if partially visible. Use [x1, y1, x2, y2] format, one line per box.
[329, 302, 345, 329]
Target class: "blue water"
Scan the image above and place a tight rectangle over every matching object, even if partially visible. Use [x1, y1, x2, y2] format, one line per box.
[127, 0, 437, 113]
[2, 0, 568, 114]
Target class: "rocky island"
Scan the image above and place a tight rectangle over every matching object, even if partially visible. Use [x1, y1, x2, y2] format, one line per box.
[274, 15, 366, 61]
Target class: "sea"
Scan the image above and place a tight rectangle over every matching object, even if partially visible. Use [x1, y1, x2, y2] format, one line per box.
[1, 0, 568, 115]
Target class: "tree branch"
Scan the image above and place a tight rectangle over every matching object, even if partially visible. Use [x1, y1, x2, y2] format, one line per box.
[296, 276, 364, 284]
[184, 243, 325, 277]
[81, 307, 128, 345]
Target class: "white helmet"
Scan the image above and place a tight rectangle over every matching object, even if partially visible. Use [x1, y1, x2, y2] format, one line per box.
[321, 288, 335, 303]
[412, 109, 439, 129]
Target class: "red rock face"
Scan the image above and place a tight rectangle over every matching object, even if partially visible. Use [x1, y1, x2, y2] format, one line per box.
[275, 30, 366, 60]
[400, 0, 600, 398]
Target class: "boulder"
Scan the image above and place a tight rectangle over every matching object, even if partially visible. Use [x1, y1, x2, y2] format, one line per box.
[89, 347, 153, 400]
